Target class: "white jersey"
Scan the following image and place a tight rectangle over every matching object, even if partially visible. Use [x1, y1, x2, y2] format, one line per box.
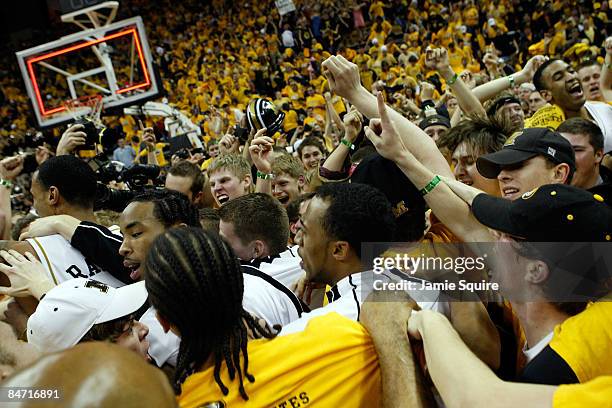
[585, 101, 612, 153]
[254, 246, 304, 289]
[242, 265, 304, 327]
[138, 267, 305, 367]
[26, 235, 124, 288]
[140, 306, 180, 367]
[280, 269, 450, 336]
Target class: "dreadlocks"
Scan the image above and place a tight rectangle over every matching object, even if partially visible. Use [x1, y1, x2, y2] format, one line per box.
[130, 189, 200, 227]
[144, 227, 276, 400]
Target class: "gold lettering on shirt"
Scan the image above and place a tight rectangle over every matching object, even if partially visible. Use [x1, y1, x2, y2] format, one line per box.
[273, 391, 310, 408]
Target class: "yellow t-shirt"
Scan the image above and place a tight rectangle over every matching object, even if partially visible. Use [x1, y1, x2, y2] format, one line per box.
[448, 48, 465, 73]
[283, 109, 299, 132]
[464, 7, 479, 26]
[201, 157, 214, 171]
[550, 301, 612, 383]
[306, 94, 327, 119]
[553, 376, 612, 408]
[137, 142, 168, 167]
[353, 53, 372, 68]
[369, 1, 385, 18]
[361, 69, 375, 91]
[524, 104, 565, 129]
[303, 116, 320, 128]
[178, 313, 381, 408]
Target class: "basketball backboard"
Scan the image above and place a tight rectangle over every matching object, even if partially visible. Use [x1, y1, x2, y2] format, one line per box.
[16, 16, 158, 128]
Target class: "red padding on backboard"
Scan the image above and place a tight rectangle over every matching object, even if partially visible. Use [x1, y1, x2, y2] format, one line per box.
[26, 28, 152, 116]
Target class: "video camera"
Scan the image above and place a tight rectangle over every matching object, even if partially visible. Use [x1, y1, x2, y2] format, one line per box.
[93, 163, 163, 212]
[93, 159, 161, 188]
[234, 125, 249, 144]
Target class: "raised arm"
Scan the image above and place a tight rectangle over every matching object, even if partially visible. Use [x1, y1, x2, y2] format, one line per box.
[56, 124, 87, 156]
[324, 92, 344, 129]
[249, 130, 274, 196]
[364, 93, 493, 242]
[322, 55, 453, 178]
[0, 156, 23, 240]
[409, 310, 557, 408]
[320, 107, 362, 173]
[142, 127, 159, 166]
[426, 47, 486, 118]
[472, 55, 546, 103]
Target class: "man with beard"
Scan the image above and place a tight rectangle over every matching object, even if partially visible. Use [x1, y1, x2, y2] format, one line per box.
[486, 93, 525, 131]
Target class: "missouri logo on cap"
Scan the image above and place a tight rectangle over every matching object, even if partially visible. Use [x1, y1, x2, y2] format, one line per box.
[393, 200, 409, 218]
[521, 187, 539, 200]
[84, 280, 109, 293]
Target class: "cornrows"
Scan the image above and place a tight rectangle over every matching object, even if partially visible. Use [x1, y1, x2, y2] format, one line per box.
[144, 227, 276, 400]
[130, 189, 200, 227]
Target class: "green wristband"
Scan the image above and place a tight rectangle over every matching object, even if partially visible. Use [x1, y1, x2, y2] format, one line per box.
[446, 73, 459, 86]
[508, 74, 515, 87]
[340, 138, 354, 148]
[256, 170, 274, 180]
[421, 175, 441, 196]
[0, 179, 13, 189]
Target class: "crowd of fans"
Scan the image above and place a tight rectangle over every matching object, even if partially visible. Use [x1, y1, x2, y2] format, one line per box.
[0, 0, 612, 406]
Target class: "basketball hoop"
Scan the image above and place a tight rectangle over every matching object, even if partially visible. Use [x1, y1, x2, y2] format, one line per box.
[61, 1, 120, 30]
[64, 95, 104, 126]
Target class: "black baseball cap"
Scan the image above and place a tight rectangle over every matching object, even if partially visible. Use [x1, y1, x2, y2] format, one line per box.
[351, 153, 426, 241]
[419, 114, 451, 130]
[486, 95, 521, 116]
[472, 184, 612, 242]
[476, 128, 576, 179]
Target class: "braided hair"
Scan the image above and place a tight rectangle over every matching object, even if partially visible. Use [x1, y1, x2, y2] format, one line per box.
[130, 189, 200, 227]
[144, 227, 276, 400]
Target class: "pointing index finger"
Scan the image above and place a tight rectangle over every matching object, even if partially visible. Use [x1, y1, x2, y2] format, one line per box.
[376, 92, 390, 126]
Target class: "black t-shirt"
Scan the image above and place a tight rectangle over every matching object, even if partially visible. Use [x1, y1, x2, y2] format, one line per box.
[492, 32, 518, 57]
[519, 345, 579, 385]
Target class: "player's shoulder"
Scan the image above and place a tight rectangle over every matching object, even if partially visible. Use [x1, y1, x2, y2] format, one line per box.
[2, 239, 37, 254]
[242, 265, 295, 297]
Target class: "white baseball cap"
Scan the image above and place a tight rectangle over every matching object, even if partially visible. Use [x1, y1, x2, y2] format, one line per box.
[27, 278, 148, 353]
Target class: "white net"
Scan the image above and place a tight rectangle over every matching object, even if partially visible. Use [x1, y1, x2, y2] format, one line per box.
[64, 95, 104, 126]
